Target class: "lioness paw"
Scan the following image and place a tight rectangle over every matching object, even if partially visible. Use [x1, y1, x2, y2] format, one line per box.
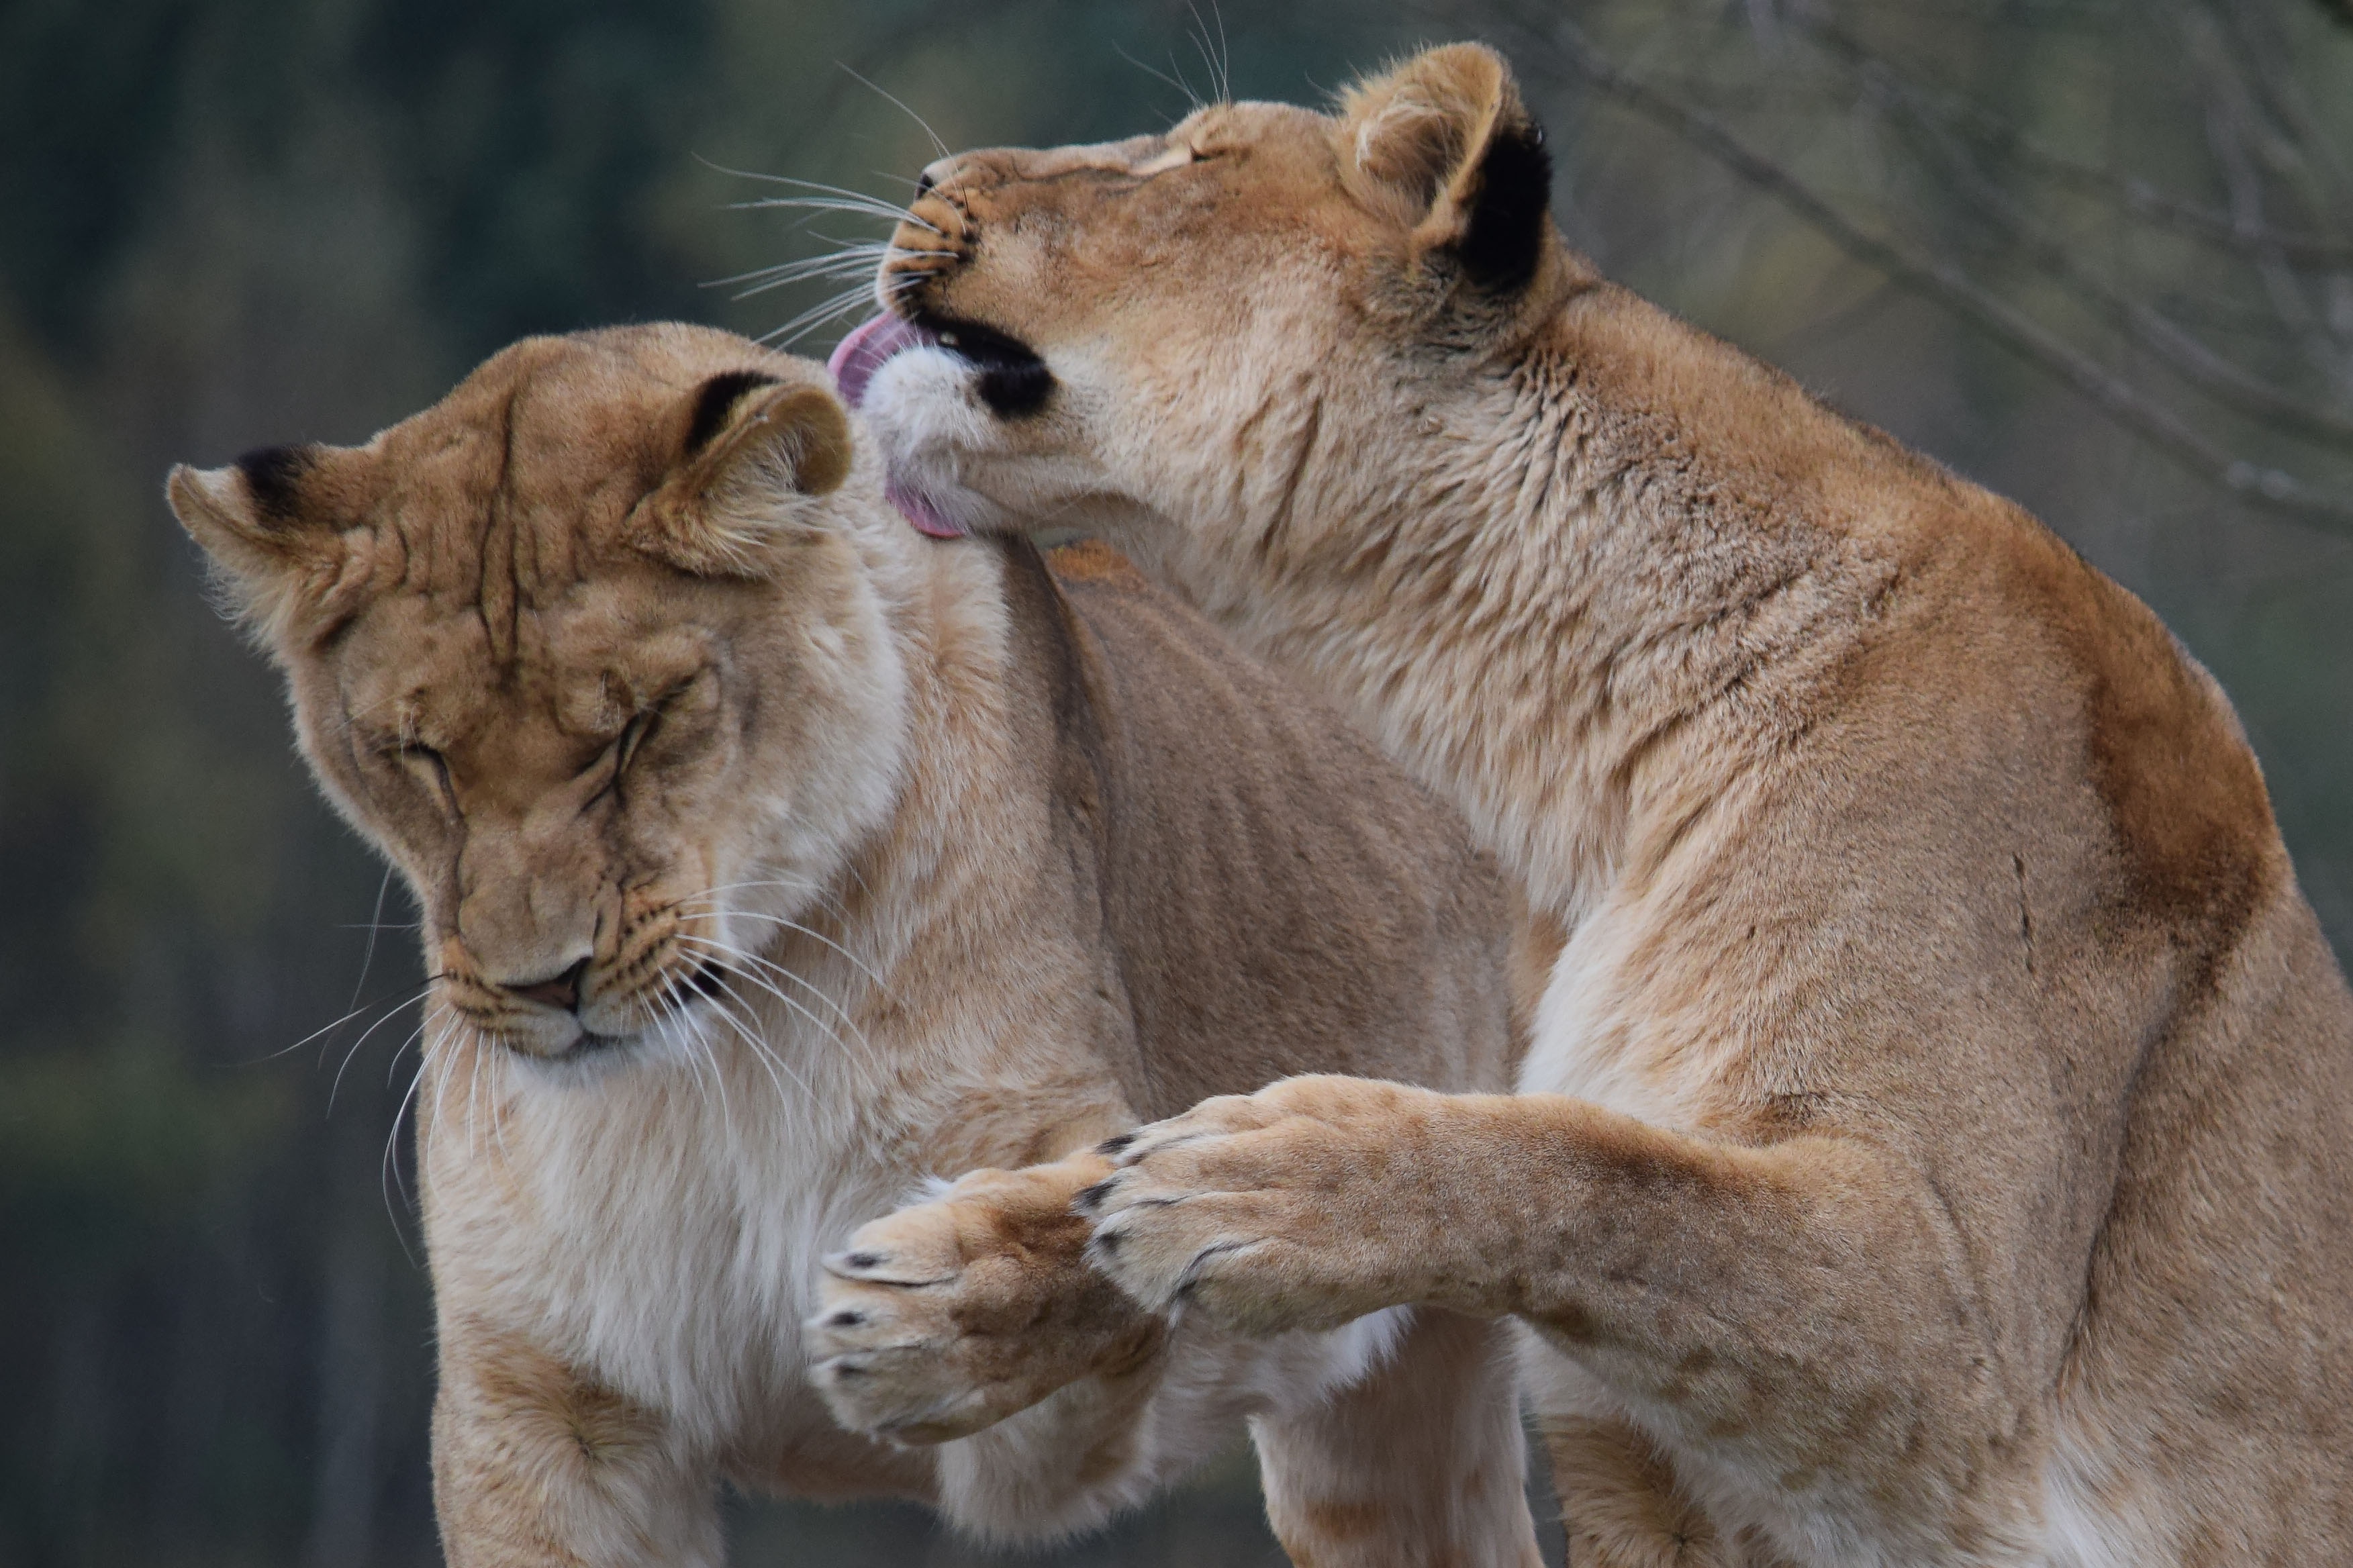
[1079, 1076, 1462, 1335]
[806, 1157, 1161, 1444]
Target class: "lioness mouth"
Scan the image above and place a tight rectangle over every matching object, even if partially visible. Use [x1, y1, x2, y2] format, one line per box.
[830, 310, 1051, 540]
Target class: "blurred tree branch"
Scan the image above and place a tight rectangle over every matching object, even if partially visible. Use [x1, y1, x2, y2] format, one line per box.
[1796, 14, 2353, 446]
[1479, 3, 2353, 532]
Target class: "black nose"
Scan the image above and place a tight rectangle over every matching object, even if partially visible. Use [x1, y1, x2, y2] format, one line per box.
[915, 168, 937, 197]
[510, 958, 589, 1013]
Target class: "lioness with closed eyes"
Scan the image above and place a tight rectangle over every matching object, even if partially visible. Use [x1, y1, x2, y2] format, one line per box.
[166, 324, 1543, 1566]
[845, 41, 2353, 1568]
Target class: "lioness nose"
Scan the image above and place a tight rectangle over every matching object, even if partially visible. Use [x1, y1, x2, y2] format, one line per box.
[508, 958, 589, 1013]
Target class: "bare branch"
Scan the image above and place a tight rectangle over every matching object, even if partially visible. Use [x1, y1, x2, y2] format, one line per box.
[1803, 16, 2353, 269]
[1484, 8, 2353, 530]
[1806, 23, 2353, 446]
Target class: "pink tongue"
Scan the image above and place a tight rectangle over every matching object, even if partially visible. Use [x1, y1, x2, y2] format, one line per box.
[827, 313, 928, 410]
[829, 314, 965, 540]
[887, 479, 967, 540]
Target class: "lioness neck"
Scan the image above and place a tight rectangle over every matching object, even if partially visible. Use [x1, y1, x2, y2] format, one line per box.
[1143, 276, 1926, 923]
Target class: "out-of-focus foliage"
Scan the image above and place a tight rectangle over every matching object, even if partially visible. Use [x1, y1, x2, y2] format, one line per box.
[0, 0, 2344, 1564]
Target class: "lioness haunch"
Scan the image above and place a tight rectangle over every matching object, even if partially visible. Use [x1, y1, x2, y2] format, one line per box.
[167, 324, 1545, 1567]
[849, 40, 2353, 1568]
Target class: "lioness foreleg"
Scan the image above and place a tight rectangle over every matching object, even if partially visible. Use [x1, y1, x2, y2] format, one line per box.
[1083, 1075, 2026, 1557]
[432, 1322, 720, 1568]
[1253, 1306, 1545, 1568]
[810, 1153, 1547, 1560]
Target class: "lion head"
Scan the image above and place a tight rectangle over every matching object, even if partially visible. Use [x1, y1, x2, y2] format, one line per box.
[839, 43, 1576, 569]
[169, 324, 906, 1067]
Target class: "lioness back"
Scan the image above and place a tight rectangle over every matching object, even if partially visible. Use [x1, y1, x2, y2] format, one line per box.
[1030, 539, 1515, 1114]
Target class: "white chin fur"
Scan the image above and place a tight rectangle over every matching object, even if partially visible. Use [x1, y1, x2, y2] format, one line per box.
[860, 348, 1024, 535]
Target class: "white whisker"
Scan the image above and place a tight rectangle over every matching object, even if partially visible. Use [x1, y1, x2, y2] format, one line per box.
[704, 908, 894, 996]
[701, 977, 814, 1110]
[328, 988, 432, 1115]
[675, 936, 866, 1066]
[834, 62, 950, 160]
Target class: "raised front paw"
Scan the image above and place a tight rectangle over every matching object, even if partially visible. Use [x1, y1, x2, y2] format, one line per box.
[806, 1156, 1162, 1444]
[1078, 1075, 1476, 1336]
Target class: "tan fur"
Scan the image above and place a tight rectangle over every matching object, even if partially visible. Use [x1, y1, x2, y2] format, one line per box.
[166, 324, 1541, 1565]
[853, 42, 2353, 1565]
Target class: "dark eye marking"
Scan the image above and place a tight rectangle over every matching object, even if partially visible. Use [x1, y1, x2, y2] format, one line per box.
[923, 315, 1053, 419]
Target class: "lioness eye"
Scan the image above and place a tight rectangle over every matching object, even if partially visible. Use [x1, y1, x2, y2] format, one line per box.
[612, 676, 700, 780]
[615, 708, 657, 774]
[1132, 144, 1198, 177]
[395, 742, 457, 815]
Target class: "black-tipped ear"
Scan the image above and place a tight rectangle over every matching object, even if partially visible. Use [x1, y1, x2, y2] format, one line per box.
[1337, 42, 1553, 294]
[1457, 120, 1551, 292]
[166, 444, 361, 640]
[684, 371, 781, 456]
[627, 377, 855, 577]
[234, 443, 318, 524]
[168, 444, 337, 578]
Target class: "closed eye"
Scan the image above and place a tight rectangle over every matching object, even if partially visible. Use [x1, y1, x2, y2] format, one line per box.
[1131, 143, 1200, 176]
[587, 678, 698, 807]
[394, 742, 457, 816]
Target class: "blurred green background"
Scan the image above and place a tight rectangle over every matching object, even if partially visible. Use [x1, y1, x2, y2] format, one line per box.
[1, 1, 2347, 1563]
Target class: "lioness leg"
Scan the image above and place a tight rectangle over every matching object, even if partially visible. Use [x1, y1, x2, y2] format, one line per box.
[1084, 1077, 2037, 1556]
[1540, 1414, 1733, 1568]
[810, 1153, 1543, 1557]
[1254, 1307, 1543, 1568]
[432, 1323, 720, 1568]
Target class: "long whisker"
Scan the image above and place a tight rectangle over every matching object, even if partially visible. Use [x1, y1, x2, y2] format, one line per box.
[709, 242, 892, 291]
[1114, 42, 1202, 109]
[683, 875, 857, 924]
[699, 975, 812, 1110]
[1186, 0, 1231, 105]
[730, 194, 940, 233]
[835, 62, 951, 160]
[685, 933, 874, 1058]
[241, 977, 437, 1067]
[696, 162, 944, 234]
[723, 250, 898, 303]
[655, 982, 718, 1122]
[759, 282, 889, 348]
[679, 939, 886, 1101]
[666, 982, 731, 1132]
[702, 908, 894, 995]
[328, 988, 433, 1115]
[347, 865, 397, 1011]
[381, 1001, 451, 1236]
[675, 935, 863, 1063]
[675, 887, 890, 994]
[487, 1042, 518, 1169]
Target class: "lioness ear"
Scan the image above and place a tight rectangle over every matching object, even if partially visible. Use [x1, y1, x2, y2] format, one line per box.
[628, 372, 853, 577]
[166, 445, 354, 631]
[1337, 42, 1553, 292]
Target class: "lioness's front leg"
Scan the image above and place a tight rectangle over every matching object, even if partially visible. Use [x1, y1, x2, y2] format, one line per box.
[432, 1322, 721, 1568]
[812, 1152, 1547, 1565]
[1084, 1075, 2025, 1557]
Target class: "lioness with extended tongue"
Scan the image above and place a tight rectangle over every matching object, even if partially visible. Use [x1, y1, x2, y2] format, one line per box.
[166, 323, 1543, 1565]
[846, 40, 2353, 1568]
